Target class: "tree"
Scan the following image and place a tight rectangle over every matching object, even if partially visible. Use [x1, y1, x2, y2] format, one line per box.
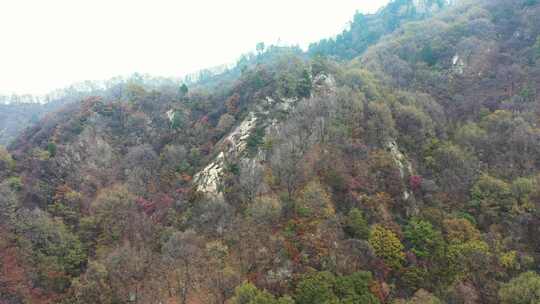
[47, 141, 57, 157]
[256, 42, 266, 55]
[499, 271, 540, 304]
[239, 159, 264, 205]
[443, 218, 480, 244]
[295, 180, 335, 219]
[73, 261, 113, 304]
[425, 141, 479, 201]
[206, 240, 240, 304]
[90, 185, 138, 245]
[369, 225, 405, 269]
[400, 289, 443, 304]
[230, 282, 293, 304]
[296, 69, 312, 98]
[103, 244, 158, 303]
[0, 181, 19, 225]
[446, 239, 490, 280]
[294, 271, 379, 304]
[163, 230, 202, 304]
[123, 145, 159, 194]
[16, 208, 86, 291]
[404, 219, 444, 259]
[0, 145, 15, 178]
[270, 139, 304, 201]
[179, 83, 189, 98]
[294, 271, 337, 304]
[469, 174, 515, 226]
[246, 195, 282, 224]
[190, 199, 234, 237]
[171, 110, 188, 130]
[334, 271, 379, 303]
[344, 208, 369, 240]
[217, 113, 236, 134]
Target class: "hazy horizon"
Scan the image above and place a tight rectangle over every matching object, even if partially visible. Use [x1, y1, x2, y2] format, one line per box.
[0, 0, 388, 96]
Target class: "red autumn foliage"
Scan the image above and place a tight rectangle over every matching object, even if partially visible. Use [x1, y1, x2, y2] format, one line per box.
[409, 175, 423, 191]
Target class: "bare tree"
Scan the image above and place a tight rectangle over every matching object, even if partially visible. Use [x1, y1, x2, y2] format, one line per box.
[163, 230, 203, 304]
[239, 159, 264, 204]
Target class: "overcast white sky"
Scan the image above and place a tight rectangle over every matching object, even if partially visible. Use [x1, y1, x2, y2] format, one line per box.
[0, 0, 388, 95]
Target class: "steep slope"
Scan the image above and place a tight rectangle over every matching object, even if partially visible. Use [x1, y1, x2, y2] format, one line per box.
[1, 0, 540, 303]
[308, 0, 455, 59]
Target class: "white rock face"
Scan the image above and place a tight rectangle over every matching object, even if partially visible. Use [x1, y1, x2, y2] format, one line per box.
[223, 112, 258, 155]
[193, 112, 258, 198]
[313, 73, 337, 95]
[452, 54, 465, 75]
[386, 140, 413, 201]
[193, 74, 337, 198]
[194, 152, 225, 196]
[166, 109, 175, 123]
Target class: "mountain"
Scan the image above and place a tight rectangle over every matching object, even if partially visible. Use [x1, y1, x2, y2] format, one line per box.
[1, 0, 540, 303]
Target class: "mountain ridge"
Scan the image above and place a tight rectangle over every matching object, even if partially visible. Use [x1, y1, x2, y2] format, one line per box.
[1, 0, 540, 303]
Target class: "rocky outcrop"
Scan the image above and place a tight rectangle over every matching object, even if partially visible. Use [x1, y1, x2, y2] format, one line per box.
[452, 54, 465, 75]
[386, 140, 413, 201]
[193, 112, 258, 198]
[193, 74, 337, 199]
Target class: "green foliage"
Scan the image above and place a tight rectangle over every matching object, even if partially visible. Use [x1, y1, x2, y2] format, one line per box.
[308, 0, 447, 60]
[231, 282, 294, 304]
[0, 145, 15, 171]
[400, 267, 429, 292]
[499, 250, 519, 270]
[420, 45, 438, 66]
[179, 83, 189, 97]
[7, 176, 23, 191]
[404, 219, 444, 259]
[256, 42, 266, 54]
[4, 0, 540, 301]
[246, 125, 266, 155]
[295, 272, 338, 304]
[311, 55, 330, 76]
[294, 271, 378, 304]
[369, 225, 405, 269]
[344, 208, 369, 240]
[0, 181, 20, 224]
[334, 272, 379, 303]
[366, 102, 397, 145]
[48, 201, 81, 228]
[297, 69, 312, 98]
[470, 174, 515, 223]
[447, 239, 490, 279]
[275, 54, 312, 98]
[424, 141, 478, 197]
[170, 110, 187, 130]
[394, 104, 435, 150]
[499, 271, 540, 304]
[511, 177, 536, 205]
[16, 209, 86, 291]
[47, 141, 57, 157]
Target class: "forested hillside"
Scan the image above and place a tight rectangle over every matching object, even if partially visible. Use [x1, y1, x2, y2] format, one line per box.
[1, 0, 540, 303]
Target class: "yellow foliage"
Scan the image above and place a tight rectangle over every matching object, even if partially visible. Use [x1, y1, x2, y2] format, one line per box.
[369, 224, 405, 269]
[499, 251, 518, 270]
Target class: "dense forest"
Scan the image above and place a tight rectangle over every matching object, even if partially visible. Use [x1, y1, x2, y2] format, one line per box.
[1, 0, 540, 303]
